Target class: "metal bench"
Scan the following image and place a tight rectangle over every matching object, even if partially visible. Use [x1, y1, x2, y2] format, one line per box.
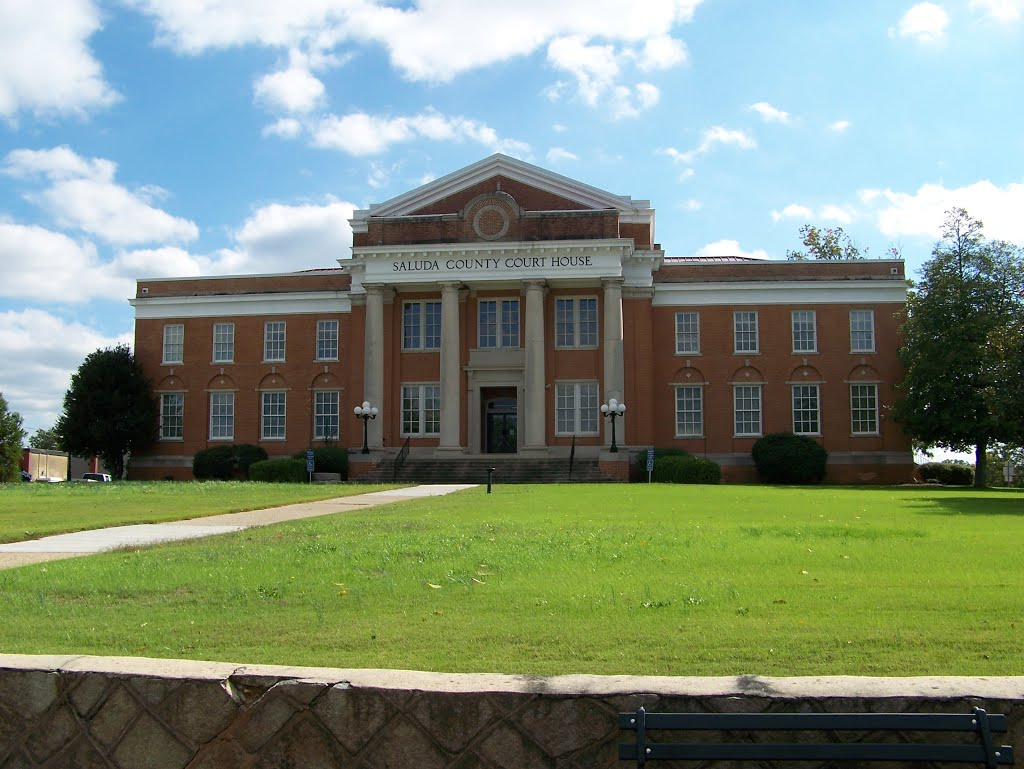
[620, 706, 1014, 768]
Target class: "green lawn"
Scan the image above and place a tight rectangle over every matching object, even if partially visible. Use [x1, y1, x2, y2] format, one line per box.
[0, 484, 1021, 677]
[0, 481, 405, 542]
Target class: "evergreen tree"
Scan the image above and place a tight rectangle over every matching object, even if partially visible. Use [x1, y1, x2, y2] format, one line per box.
[893, 209, 1024, 487]
[57, 345, 158, 479]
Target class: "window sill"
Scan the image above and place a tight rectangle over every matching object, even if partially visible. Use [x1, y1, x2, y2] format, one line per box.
[158, 437, 184, 442]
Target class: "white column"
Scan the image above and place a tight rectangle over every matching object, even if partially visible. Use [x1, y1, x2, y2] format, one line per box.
[523, 280, 548, 453]
[603, 278, 625, 449]
[438, 282, 463, 451]
[363, 285, 384, 450]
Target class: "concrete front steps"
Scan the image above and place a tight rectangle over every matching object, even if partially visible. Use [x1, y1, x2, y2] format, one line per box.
[359, 455, 617, 484]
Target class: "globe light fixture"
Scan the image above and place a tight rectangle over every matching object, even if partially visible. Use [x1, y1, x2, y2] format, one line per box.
[600, 398, 626, 453]
[353, 401, 378, 454]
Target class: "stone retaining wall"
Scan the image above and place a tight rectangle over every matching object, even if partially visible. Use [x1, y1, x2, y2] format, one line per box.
[0, 654, 1020, 768]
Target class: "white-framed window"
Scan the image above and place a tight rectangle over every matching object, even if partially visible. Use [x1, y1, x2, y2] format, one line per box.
[733, 384, 762, 437]
[733, 311, 759, 354]
[675, 312, 700, 355]
[212, 323, 234, 363]
[851, 384, 879, 434]
[162, 324, 184, 365]
[478, 298, 520, 348]
[675, 385, 703, 437]
[260, 391, 286, 440]
[791, 310, 817, 353]
[850, 310, 876, 353]
[792, 384, 821, 435]
[402, 301, 441, 351]
[555, 297, 598, 348]
[313, 391, 340, 441]
[555, 382, 599, 435]
[316, 319, 339, 361]
[159, 393, 183, 440]
[402, 384, 440, 436]
[209, 391, 234, 440]
[263, 321, 286, 362]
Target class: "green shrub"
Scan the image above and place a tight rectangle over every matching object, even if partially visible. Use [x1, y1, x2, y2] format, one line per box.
[193, 444, 269, 480]
[917, 461, 974, 485]
[632, 447, 690, 481]
[294, 447, 348, 478]
[752, 433, 828, 484]
[652, 455, 721, 484]
[249, 458, 308, 483]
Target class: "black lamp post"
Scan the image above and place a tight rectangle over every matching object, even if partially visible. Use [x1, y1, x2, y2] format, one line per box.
[353, 401, 378, 454]
[600, 398, 626, 453]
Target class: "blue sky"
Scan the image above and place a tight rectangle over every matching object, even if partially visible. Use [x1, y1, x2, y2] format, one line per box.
[2, 0, 1023, 436]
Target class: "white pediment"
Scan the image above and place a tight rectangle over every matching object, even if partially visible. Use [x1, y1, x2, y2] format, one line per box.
[350, 154, 653, 232]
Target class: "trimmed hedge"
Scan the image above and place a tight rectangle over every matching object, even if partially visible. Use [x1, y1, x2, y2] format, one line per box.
[294, 447, 348, 479]
[752, 433, 827, 484]
[917, 461, 974, 485]
[193, 444, 268, 480]
[652, 455, 722, 484]
[249, 458, 308, 483]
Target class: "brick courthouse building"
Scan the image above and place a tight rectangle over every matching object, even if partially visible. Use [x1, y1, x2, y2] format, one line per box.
[130, 155, 913, 482]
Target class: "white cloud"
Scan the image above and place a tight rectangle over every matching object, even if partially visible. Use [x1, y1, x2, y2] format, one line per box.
[547, 147, 578, 163]
[0, 308, 131, 433]
[112, 246, 247, 279]
[312, 109, 530, 157]
[262, 117, 304, 139]
[0, 0, 118, 121]
[662, 126, 757, 164]
[695, 239, 769, 260]
[861, 180, 1024, 242]
[820, 204, 856, 224]
[254, 66, 326, 113]
[749, 102, 790, 124]
[4, 146, 198, 245]
[892, 3, 949, 43]
[682, 199, 702, 211]
[771, 204, 814, 222]
[969, 0, 1024, 22]
[829, 119, 851, 133]
[233, 199, 357, 272]
[635, 35, 688, 70]
[0, 223, 131, 302]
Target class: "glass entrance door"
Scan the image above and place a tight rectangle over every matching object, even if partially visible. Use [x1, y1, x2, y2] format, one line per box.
[485, 397, 517, 453]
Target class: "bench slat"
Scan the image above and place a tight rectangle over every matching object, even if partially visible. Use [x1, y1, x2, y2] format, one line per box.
[619, 711, 1009, 733]
[633, 742, 1013, 764]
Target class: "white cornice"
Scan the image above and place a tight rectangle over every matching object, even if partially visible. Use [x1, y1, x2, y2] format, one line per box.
[652, 280, 908, 306]
[131, 291, 351, 319]
[350, 154, 652, 232]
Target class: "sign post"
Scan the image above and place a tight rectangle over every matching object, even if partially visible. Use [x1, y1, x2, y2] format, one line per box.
[306, 449, 315, 483]
[1005, 461, 1016, 485]
[646, 448, 655, 483]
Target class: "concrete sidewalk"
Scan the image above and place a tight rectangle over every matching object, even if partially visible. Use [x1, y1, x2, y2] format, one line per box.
[0, 484, 477, 570]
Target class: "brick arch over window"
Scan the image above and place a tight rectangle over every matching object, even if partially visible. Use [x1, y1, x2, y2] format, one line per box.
[311, 372, 340, 390]
[730, 365, 765, 384]
[207, 373, 237, 390]
[258, 373, 288, 390]
[156, 374, 183, 391]
[672, 365, 706, 384]
[788, 364, 823, 383]
[847, 364, 881, 382]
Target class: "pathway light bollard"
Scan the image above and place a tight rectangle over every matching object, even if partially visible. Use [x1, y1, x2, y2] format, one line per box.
[353, 401, 378, 454]
[600, 398, 626, 453]
[486, 466, 496, 494]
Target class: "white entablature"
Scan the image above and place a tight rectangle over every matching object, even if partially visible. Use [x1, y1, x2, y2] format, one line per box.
[341, 239, 664, 292]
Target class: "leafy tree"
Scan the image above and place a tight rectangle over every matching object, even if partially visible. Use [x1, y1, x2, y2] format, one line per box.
[0, 393, 27, 482]
[786, 225, 864, 261]
[984, 444, 1024, 487]
[57, 345, 158, 479]
[893, 208, 1024, 487]
[29, 426, 64, 451]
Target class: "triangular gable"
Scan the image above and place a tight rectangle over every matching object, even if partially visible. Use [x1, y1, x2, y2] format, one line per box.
[350, 154, 652, 232]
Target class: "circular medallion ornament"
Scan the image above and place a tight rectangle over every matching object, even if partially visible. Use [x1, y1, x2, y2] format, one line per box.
[473, 204, 511, 240]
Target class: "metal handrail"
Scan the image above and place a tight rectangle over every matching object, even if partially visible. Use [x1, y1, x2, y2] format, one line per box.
[393, 436, 411, 482]
[568, 435, 576, 479]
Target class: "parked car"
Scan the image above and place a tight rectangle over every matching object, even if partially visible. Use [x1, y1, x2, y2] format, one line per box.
[82, 472, 113, 482]
[20, 470, 31, 482]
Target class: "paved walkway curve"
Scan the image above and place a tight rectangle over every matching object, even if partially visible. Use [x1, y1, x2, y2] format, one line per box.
[0, 484, 477, 570]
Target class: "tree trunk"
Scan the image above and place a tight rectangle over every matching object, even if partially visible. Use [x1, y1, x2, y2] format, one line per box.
[974, 440, 987, 488]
